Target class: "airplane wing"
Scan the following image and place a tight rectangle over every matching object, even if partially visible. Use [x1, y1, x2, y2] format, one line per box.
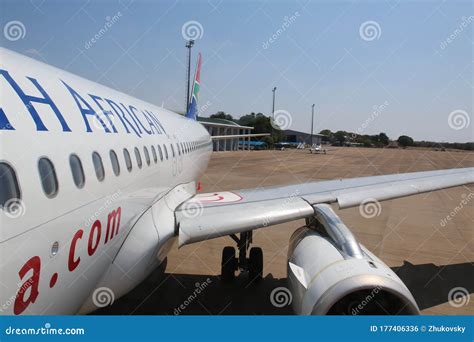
[176, 167, 474, 246]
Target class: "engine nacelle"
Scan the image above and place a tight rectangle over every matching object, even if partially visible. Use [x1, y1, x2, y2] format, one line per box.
[287, 204, 419, 315]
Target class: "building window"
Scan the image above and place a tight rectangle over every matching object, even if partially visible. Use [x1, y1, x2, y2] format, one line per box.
[110, 150, 120, 176]
[163, 145, 168, 160]
[123, 148, 132, 172]
[69, 154, 85, 188]
[92, 152, 105, 182]
[144, 146, 150, 166]
[177, 143, 181, 156]
[135, 147, 142, 168]
[151, 145, 157, 163]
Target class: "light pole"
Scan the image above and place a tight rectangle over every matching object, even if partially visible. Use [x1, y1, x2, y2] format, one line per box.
[185, 39, 195, 112]
[271, 86, 277, 120]
[311, 104, 315, 146]
[271, 87, 277, 140]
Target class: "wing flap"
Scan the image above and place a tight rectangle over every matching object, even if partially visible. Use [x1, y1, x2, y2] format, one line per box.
[178, 197, 314, 246]
[334, 170, 473, 208]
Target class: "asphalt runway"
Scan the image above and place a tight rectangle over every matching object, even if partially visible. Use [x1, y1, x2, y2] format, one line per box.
[98, 147, 474, 315]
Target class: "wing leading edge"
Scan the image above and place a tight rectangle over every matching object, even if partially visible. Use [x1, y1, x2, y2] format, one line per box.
[176, 167, 474, 246]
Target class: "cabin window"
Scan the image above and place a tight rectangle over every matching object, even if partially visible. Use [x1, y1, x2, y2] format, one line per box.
[110, 150, 120, 176]
[170, 144, 175, 158]
[69, 154, 85, 188]
[151, 145, 157, 163]
[163, 145, 168, 160]
[123, 148, 132, 172]
[37, 157, 58, 198]
[135, 147, 142, 168]
[157, 145, 163, 161]
[0, 162, 21, 210]
[144, 146, 150, 166]
[92, 152, 105, 182]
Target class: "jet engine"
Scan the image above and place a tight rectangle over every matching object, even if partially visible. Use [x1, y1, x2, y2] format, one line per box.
[287, 204, 419, 315]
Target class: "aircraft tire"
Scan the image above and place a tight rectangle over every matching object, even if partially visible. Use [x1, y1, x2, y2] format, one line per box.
[249, 247, 263, 282]
[221, 246, 236, 282]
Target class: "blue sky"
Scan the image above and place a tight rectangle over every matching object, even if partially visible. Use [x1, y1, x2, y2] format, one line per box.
[1, 0, 472, 142]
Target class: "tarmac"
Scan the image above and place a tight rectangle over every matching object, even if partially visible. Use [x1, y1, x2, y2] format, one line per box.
[99, 147, 474, 315]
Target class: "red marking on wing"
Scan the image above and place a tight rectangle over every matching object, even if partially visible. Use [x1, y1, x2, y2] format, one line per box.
[196, 192, 243, 204]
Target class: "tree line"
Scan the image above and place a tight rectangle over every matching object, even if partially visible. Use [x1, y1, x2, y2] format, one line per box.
[209, 112, 473, 151]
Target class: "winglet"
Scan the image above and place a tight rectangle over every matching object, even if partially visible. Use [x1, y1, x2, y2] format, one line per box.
[185, 53, 202, 120]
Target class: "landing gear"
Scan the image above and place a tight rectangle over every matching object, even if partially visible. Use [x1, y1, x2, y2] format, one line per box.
[249, 247, 263, 281]
[220, 231, 263, 282]
[221, 246, 237, 282]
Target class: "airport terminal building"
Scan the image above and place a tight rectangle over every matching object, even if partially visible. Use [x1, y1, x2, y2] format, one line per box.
[198, 118, 323, 151]
[283, 129, 325, 145]
[198, 117, 271, 152]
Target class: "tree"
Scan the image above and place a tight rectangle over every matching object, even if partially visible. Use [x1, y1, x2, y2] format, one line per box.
[236, 112, 284, 145]
[210, 111, 235, 122]
[334, 131, 346, 144]
[319, 129, 332, 137]
[397, 135, 414, 147]
[261, 135, 274, 146]
[238, 113, 257, 127]
[378, 132, 389, 146]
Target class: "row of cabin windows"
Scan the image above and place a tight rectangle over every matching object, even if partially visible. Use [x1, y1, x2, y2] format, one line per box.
[0, 139, 211, 209]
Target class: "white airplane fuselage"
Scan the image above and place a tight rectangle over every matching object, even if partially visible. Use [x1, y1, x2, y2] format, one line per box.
[0, 48, 212, 315]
